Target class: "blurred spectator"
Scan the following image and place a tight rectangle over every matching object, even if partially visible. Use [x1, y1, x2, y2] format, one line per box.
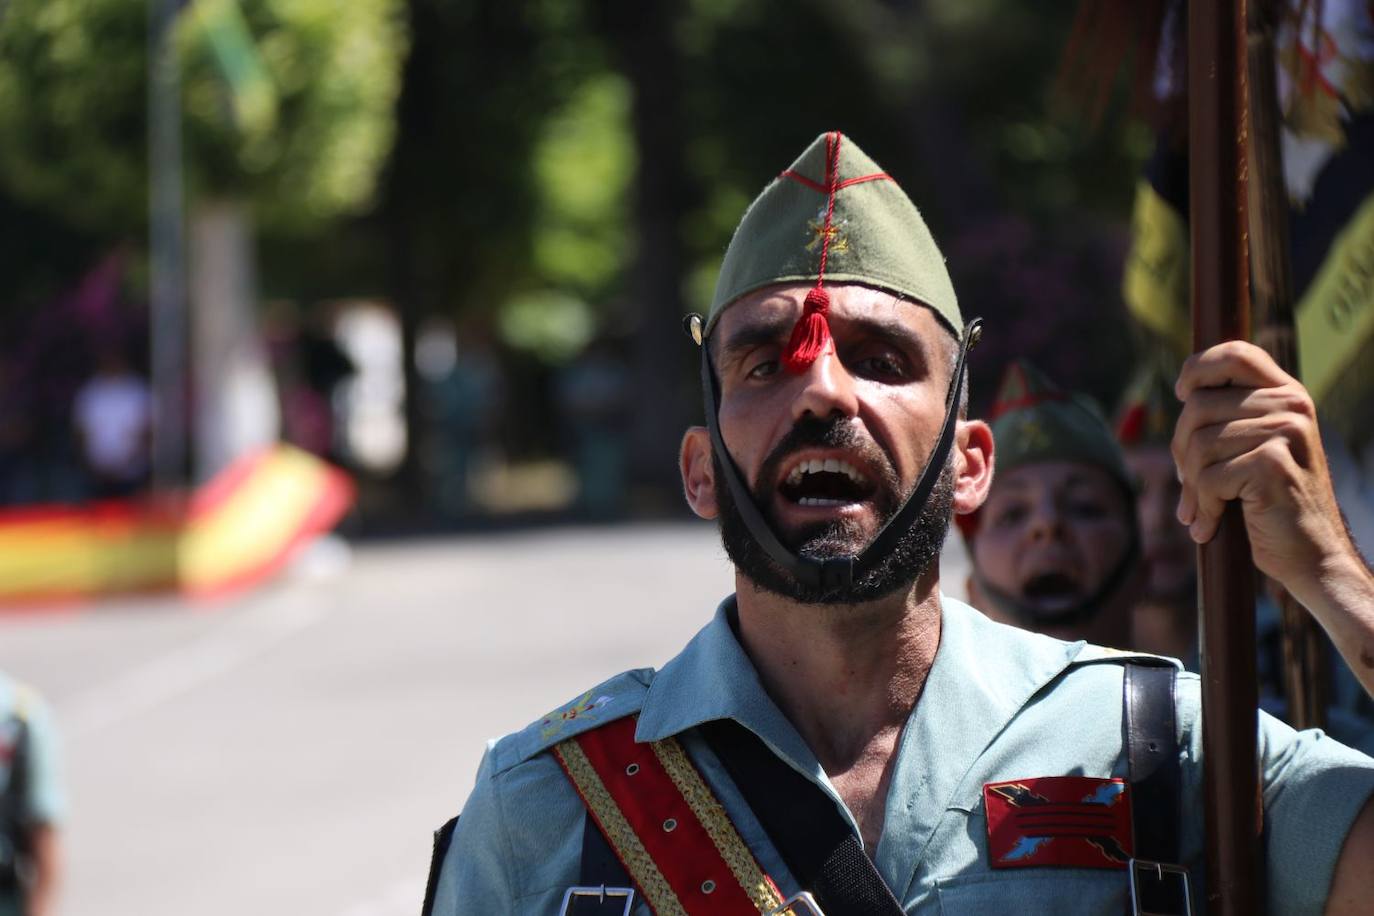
[1113, 358, 1195, 663]
[0, 673, 64, 916]
[418, 319, 502, 518]
[270, 305, 356, 462]
[72, 348, 152, 499]
[556, 337, 629, 519]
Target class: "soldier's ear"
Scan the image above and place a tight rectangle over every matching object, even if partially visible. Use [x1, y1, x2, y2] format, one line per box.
[680, 427, 719, 520]
[953, 418, 994, 516]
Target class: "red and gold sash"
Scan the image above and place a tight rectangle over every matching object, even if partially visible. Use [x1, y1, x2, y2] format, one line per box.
[553, 715, 785, 915]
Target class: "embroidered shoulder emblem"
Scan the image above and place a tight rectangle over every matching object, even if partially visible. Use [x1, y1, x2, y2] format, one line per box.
[539, 691, 614, 741]
[984, 776, 1133, 870]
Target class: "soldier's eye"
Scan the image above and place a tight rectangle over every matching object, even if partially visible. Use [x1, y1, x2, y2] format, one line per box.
[1067, 500, 1111, 521]
[993, 503, 1029, 528]
[747, 359, 780, 380]
[853, 351, 908, 381]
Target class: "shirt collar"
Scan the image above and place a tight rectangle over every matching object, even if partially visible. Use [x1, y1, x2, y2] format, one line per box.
[635, 595, 824, 778]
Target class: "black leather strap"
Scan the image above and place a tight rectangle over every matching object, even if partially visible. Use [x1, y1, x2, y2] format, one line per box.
[699, 719, 906, 916]
[420, 816, 458, 916]
[1123, 662, 1187, 914]
[573, 815, 635, 914]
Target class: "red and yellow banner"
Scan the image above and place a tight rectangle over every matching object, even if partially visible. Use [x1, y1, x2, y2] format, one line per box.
[0, 444, 353, 606]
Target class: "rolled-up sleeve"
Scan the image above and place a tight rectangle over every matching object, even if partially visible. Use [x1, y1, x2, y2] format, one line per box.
[1258, 711, 1374, 915]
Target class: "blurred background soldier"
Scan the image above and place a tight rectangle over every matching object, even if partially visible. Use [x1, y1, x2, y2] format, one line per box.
[958, 360, 1142, 649]
[0, 672, 63, 916]
[1113, 358, 1195, 664]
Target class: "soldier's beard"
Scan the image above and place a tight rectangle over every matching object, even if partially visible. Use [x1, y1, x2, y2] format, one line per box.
[714, 417, 955, 605]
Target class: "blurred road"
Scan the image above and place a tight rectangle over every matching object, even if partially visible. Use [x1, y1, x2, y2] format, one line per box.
[0, 522, 969, 916]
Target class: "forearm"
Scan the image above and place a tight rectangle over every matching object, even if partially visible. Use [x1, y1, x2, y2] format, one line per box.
[1297, 548, 1374, 701]
[23, 825, 59, 916]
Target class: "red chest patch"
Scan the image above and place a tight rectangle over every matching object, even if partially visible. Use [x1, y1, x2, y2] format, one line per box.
[983, 776, 1133, 870]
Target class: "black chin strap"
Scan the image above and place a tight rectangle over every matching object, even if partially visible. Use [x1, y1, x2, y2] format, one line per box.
[699, 316, 983, 598]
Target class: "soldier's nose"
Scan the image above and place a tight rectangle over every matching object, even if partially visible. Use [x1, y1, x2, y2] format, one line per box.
[790, 346, 858, 423]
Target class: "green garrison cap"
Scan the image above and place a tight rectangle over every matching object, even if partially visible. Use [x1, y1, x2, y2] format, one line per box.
[707, 131, 961, 337]
[990, 360, 1133, 492]
[1114, 357, 1182, 448]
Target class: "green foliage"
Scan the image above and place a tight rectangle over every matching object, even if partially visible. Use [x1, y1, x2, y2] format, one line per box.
[529, 73, 634, 297]
[498, 289, 595, 363]
[0, 0, 406, 235]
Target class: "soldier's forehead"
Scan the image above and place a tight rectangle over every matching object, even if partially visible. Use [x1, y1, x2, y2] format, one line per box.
[719, 284, 936, 335]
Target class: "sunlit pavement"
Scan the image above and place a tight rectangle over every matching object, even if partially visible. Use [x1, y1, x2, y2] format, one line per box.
[0, 522, 970, 916]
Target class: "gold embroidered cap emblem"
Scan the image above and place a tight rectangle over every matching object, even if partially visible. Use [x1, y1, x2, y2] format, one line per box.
[806, 208, 848, 255]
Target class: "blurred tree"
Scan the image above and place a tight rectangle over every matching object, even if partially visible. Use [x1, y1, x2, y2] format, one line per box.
[0, 0, 407, 479]
[369, 0, 608, 501]
[591, 0, 696, 497]
[0, 0, 405, 233]
[0, 0, 1158, 515]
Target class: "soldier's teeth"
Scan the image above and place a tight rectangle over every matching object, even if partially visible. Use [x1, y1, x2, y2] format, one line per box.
[798, 497, 846, 507]
[786, 466, 803, 486]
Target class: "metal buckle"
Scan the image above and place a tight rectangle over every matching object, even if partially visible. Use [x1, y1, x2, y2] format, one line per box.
[765, 890, 827, 916]
[557, 885, 636, 916]
[1127, 858, 1193, 916]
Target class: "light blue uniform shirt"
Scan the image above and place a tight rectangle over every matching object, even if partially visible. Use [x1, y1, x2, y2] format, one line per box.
[432, 597, 1374, 914]
[0, 674, 65, 916]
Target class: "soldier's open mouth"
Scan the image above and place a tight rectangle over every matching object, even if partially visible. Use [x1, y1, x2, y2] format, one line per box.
[779, 457, 876, 507]
[1020, 572, 1082, 606]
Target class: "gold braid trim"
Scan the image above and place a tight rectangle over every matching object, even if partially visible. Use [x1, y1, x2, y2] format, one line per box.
[651, 737, 784, 913]
[553, 739, 687, 916]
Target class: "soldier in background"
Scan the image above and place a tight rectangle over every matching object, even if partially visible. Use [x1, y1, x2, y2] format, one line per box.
[0, 673, 63, 916]
[958, 360, 1141, 650]
[1113, 359, 1196, 664]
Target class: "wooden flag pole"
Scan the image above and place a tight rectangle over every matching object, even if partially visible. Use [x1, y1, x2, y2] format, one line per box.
[1189, 0, 1265, 912]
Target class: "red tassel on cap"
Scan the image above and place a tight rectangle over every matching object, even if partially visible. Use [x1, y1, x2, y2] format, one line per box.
[782, 132, 843, 374]
[782, 287, 833, 373]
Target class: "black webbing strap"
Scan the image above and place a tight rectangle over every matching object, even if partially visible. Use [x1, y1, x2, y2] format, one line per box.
[699, 719, 906, 916]
[573, 815, 635, 914]
[420, 816, 458, 916]
[1123, 662, 1187, 914]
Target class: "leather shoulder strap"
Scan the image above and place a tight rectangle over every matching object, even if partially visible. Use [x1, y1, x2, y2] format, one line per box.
[1123, 661, 1187, 914]
[1123, 661, 1180, 862]
[556, 715, 784, 915]
[700, 719, 906, 916]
